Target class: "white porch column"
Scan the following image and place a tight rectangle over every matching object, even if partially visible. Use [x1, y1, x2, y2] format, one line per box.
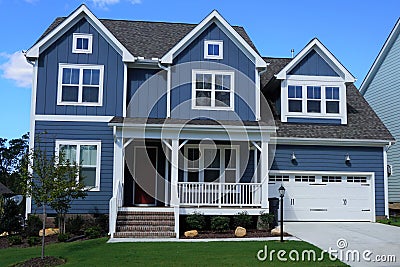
[113, 134, 124, 198]
[170, 139, 179, 206]
[260, 141, 269, 208]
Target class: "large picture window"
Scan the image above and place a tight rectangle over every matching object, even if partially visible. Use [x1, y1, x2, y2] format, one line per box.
[192, 70, 234, 110]
[56, 140, 101, 191]
[57, 64, 104, 106]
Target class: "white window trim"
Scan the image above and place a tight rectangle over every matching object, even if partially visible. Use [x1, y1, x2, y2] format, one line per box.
[183, 144, 240, 183]
[281, 78, 347, 124]
[72, 33, 93, 54]
[191, 69, 234, 111]
[55, 140, 101, 191]
[204, 40, 223, 59]
[57, 63, 104, 106]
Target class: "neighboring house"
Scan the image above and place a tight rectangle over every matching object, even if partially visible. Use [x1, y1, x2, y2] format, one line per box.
[360, 18, 400, 208]
[25, 4, 393, 239]
[0, 182, 13, 196]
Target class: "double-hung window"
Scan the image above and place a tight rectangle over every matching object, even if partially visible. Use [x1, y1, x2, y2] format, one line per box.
[72, 33, 93, 54]
[325, 87, 340, 113]
[288, 85, 302, 112]
[192, 70, 234, 110]
[57, 140, 101, 191]
[58, 64, 104, 106]
[307, 86, 321, 113]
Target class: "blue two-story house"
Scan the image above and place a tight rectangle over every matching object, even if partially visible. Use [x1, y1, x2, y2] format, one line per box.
[25, 5, 394, 239]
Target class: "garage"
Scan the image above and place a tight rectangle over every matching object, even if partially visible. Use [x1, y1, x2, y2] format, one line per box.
[268, 172, 374, 221]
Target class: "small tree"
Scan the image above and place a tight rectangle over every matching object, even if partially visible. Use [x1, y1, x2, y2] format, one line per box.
[20, 143, 84, 259]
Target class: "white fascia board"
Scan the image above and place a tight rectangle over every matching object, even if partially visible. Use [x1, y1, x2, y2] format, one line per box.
[360, 18, 400, 95]
[160, 10, 266, 68]
[35, 115, 113, 122]
[273, 136, 393, 147]
[275, 38, 356, 83]
[25, 4, 135, 62]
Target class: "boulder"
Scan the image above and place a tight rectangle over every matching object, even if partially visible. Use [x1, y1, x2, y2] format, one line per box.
[234, 226, 246, 237]
[39, 228, 60, 237]
[184, 230, 198, 237]
[271, 226, 283, 236]
[0, 231, 8, 237]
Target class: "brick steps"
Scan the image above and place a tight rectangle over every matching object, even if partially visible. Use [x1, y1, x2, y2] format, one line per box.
[114, 211, 175, 239]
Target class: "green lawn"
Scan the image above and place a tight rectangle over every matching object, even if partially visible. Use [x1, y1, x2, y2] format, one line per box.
[377, 216, 400, 227]
[0, 238, 346, 267]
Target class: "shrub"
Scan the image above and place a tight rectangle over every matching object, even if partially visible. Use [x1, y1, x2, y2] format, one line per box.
[94, 214, 109, 234]
[258, 212, 275, 230]
[232, 211, 253, 229]
[8, 235, 22, 246]
[185, 212, 206, 230]
[0, 199, 22, 234]
[66, 215, 85, 235]
[84, 226, 102, 239]
[27, 236, 41, 246]
[57, 233, 70, 242]
[211, 216, 230, 232]
[25, 215, 43, 237]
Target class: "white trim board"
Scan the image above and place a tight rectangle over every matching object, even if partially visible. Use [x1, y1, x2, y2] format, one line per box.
[25, 4, 135, 62]
[273, 137, 392, 147]
[160, 10, 267, 68]
[35, 115, 113, 122]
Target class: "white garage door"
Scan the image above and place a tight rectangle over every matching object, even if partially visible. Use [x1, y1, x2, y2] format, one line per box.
[268, 172, 373, 221]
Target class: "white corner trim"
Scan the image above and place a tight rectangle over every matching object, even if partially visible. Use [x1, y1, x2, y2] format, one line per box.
[123, 63, 128, 117]
[25, 4, 135, 62]
[35, 115, 113, 122]
[275, 38, 356, 83]
[360, 18, 400, 94]
[160, 10, 266, 68]
[383, 146, 389, 217]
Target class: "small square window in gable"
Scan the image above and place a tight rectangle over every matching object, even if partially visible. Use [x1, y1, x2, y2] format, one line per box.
[72, 33, 93, 54]
[204, 40, 223, 59]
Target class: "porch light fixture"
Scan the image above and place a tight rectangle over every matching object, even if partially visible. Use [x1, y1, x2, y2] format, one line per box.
[345, 154, 351, 164]
[278, 184, 285, 242]
[291, 152, 297, 162]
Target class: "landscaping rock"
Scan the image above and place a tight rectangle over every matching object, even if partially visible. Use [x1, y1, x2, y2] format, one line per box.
[271, 226, 283, 236]
[39, 228, 59, 237]
[234, 226, 246, 237]
[0, 231, 8, 237]
[184, 230, 198, 237]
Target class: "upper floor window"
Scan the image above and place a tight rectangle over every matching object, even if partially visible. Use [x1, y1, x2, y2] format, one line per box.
[57, 64, 104, 106]
[72, 33, 93, 54]
[204, 40, 223, 59]
[192, 70, 234, 110]
[56, 140, 101, 191]
[288, 85, 302, 112]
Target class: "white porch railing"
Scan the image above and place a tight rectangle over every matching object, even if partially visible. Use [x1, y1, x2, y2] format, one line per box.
[178, 182, 262, 207]
[109, 180, 123, 237]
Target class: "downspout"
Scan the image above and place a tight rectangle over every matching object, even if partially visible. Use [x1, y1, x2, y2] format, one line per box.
[158, 61, 171, 118]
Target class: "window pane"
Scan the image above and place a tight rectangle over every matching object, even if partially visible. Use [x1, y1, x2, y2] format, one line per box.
[60, 145, 77, 163]
[307, 86, 321, 99]
[76, 38, 83, 49]
[196, 91, 211, 106]
[307, 100, 321, 113]
[213, 44, 219, 55]
[81, 167, 96, 187]
[326, 87, 340, 100]
[187, 148, 200, 168]
[215, 74, 222, 90]
[62, 68, 79, 84]
[225, 170, 236, 183]
[80, 145, 97, 166]
[195, 73, 203, 89]
[288, 85, 302, 98]
[204, 149, 220, 168]
[333, 87, 339, 99]
[222, 75, 230, 90]
[204, 170, 219, 182]
[91, 69, 100, 85]
[215, 92, 230, 107]
[82, 86, 99, 103]
[289, 100, 302, 112]
[204, 74, 212, 89]
[61, 86, 79, 102]
[326, 87, 333, 99]
[326, 101, 339, 113]
[82, 38, 89, 50]
[83, 69, 100, 85]
[225, 149, 236, 168]
[83, 69, 91, 85]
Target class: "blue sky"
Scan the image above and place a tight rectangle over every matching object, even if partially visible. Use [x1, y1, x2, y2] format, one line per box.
[0, 0, 399, 140]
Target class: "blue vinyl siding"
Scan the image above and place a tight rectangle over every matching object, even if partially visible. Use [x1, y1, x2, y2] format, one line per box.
[127, 68, 167, 118]
[363, 31, 400, 203]
[271, 145, 385, 216]
[171, 22, 256, 121]
[36, 18, 124, 117]
[289, 50, 339, 77]
[33, 121, 113, 214]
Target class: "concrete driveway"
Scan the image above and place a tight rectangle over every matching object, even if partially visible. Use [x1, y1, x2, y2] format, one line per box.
[285, 222, 400, 267]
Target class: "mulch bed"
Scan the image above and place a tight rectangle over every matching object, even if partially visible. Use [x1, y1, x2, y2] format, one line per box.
[0, 235, 59, 249]
[181, 229, 291, 239]
[11, 256, 65, 267]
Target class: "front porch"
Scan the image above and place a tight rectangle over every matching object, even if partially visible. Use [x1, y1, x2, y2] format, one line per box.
[108, 118, 276, 238]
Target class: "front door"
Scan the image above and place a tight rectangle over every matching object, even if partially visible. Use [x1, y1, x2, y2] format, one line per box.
[134, 146, 157, 206]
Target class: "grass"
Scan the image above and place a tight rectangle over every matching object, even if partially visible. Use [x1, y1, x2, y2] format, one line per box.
[377, 216, 400, 227]
[0, 238, 346, 267]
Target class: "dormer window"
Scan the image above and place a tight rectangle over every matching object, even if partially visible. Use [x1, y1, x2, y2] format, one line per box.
[204, 40, 223, 59]
[72, 33, 93, 54]
[326, 87, 340, 113]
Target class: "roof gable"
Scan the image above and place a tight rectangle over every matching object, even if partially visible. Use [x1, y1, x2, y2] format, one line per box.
[360, 18, 400, 94]
[288, 49, 340, 77]
[25, 4, 135, 61]
[160, 10, 266, 68]
[276, 38, 355, 82]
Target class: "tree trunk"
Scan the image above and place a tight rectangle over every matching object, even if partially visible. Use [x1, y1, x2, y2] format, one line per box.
[41, 204, 46, 259]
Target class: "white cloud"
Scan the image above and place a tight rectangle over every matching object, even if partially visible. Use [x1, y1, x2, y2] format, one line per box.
[91, 0, 141, 9]
[129, 0, 141, 4]
[0, 51, 33, 88]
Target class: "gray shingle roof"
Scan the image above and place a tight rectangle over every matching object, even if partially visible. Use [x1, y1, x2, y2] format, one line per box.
[262, 57, 394, 141]
[38, 17, 259, 59]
